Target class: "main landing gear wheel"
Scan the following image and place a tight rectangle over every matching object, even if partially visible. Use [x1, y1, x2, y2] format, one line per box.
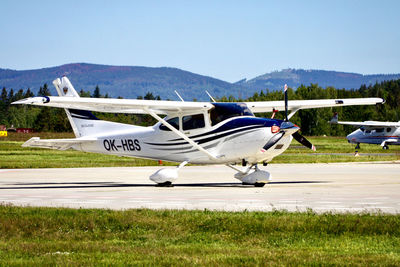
[254, 182, 266, 187]
[242, 182, 266, 187]
[383, 145, 389, 150]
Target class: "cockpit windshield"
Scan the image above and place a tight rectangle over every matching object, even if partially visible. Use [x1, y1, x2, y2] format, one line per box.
[210, 103, 254, 126]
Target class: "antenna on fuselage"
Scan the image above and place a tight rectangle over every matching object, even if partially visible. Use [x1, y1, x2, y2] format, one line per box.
[205, 90, 216, 102]
[174, 90, 185, 102]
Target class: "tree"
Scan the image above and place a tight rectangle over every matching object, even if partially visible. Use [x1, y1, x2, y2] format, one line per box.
[93, 85, 101, 98]
[7, 88, 14, 104]
[0, 88, 8, 124]
[144, 92, 155, 100]
[37, 84, 50, 96]
[24, 88, 34, 98]
[1, 87, 7, 104]
[79, 89, 91, 97]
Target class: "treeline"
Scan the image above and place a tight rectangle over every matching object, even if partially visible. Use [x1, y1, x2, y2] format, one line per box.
[1, 79, 399, 136]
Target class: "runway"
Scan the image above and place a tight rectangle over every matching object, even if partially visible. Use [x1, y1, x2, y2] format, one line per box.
[0, 162, 399, 213]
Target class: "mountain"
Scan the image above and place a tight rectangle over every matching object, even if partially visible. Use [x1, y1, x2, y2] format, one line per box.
[0, 63, 246, 100]
[1, 64, 399, 100]
[237, 68, 400, 92]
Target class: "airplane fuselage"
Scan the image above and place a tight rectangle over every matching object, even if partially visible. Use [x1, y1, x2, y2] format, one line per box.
[77, 116, 292, 165]
[347, 126, 400, 146]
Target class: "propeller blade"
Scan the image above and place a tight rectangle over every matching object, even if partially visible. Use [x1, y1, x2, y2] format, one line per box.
[292, 132, 316, 151]
[284, 84, 288, 121]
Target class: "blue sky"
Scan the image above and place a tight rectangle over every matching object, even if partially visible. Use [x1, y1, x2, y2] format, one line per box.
[1, 0, 399, 82]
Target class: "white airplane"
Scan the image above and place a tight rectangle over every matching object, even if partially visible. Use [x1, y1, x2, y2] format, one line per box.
[13, 77, 383, 186]
[330, 113, 400, 150]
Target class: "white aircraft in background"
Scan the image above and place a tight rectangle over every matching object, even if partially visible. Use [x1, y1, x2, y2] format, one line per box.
[13, 77, 383, 186]
[330, 113, 400, 150]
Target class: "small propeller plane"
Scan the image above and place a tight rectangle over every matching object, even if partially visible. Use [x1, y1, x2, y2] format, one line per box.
[13, 77, 383, 186]
[330, 113, 400, 150]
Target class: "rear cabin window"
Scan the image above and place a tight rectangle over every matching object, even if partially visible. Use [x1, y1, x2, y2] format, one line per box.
[159, 117, 179, 131]
[387, 128, 392, 132]
[182, 114, 205, 130]
[210, 103, 254, 126]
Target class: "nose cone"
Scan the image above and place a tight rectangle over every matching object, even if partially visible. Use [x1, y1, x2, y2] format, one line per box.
[346, 130, 359, 144]
[279, 121, 300, 135]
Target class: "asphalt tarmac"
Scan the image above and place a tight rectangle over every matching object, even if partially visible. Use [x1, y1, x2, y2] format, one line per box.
[0, 162, 399, 213]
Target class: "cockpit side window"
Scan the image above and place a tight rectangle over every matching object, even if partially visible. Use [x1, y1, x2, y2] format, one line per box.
[182, 114, 205, 130]
[210, 103, 254, 126]
[159, 117, 179, 131]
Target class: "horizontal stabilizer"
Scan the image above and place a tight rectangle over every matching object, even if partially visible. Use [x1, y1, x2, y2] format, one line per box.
[22, 137, 97, 150]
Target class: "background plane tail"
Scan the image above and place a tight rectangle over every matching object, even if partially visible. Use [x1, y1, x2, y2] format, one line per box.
[329, 112, 339, 124]
[53, 76, 136, 137]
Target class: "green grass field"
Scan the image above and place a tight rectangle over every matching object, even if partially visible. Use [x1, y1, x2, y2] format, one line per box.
[1, 132, 399, 168]
[0, 205, 399, 265]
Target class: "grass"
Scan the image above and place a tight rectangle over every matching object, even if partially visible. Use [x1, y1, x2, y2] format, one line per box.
[0, 205, 399, 265]
[1, 133, 399, 168]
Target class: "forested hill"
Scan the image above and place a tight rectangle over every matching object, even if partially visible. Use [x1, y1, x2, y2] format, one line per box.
[237, 69, 400, 92]
[1, 63, 399, 100]
[0, 63, 244, 101]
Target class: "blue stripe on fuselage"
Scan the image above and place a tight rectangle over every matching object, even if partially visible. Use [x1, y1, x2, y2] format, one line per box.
[170, 117, 283, 141]
[145, 117, 283, 147]
[69, 109, 99, 120]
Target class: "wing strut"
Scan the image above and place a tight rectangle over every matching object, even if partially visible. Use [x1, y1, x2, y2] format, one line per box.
[144, 107, 218, 160]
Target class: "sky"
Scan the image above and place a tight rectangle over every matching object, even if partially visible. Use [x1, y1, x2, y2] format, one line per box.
[1, 0, 399, 82]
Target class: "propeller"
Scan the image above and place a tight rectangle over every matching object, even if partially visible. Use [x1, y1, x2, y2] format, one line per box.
[263, 84, 316, 151]
[283, 84, 316, 151]
[292, 131, 316, 151]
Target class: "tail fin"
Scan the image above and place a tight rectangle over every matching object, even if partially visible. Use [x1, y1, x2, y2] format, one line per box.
[329, 112, 339, 124]
[53, 77, 86, 137]
[53, 77, 136, 137]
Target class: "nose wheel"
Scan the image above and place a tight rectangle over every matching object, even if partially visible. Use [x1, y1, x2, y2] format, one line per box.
[228, 163, 271, 187]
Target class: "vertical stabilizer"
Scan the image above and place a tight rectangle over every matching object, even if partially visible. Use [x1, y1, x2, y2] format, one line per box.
[330, 112, 339, 124]
[53, 77, 82, 137]
[53, 76, 137, 138]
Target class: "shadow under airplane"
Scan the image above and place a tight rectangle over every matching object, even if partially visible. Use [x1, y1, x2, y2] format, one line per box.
[0, 180, 329, 190]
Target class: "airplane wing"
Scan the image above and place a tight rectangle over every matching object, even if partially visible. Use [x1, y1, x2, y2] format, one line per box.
[12, 96, 214, 115]
[329, 112, 400, 127]
[13, 96, 383, 119]
[22, 137, 97, 150]
[245, 98, 384, 113]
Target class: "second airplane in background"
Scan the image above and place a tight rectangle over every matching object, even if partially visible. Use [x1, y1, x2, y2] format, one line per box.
[330, 113, 400, 149]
